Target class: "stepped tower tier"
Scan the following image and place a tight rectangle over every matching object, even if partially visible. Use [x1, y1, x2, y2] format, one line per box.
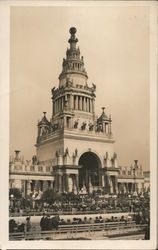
[59, 27, 88, 88]
[51, 27, 97, 130]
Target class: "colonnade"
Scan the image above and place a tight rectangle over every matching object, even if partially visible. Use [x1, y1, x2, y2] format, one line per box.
[23, 179, 54, 196]
[117, 182, 143, 194]
[55, 173, 79, 193]
[53, 94, 94, 115]
[63, 62, 83, 72]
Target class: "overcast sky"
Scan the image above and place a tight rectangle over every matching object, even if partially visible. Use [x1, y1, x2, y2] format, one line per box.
[10, 6, 149, 170]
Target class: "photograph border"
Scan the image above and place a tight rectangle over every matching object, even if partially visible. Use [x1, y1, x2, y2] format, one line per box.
[0, 1, 157, 249]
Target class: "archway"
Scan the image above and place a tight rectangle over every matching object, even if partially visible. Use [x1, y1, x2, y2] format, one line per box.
[78, 152, 101, 191]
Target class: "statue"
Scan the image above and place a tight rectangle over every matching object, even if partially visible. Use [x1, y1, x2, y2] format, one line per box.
[32, 155, 37, 165]
[41, 126, 46, 136]
[51, 87, 56, 95]
[81, 121, 86, 130]
[56, 151, 59, 157]
[75, 148, 78, 156]
[65, 147, 69, 156]
[92, 83, 96, 92]
[105, 152, 109, 159]
[74, 120, 79, 128]
[88, 122, 94, 131]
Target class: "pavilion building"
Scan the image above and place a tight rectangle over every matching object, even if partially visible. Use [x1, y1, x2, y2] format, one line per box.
[9, 27, 148, 197]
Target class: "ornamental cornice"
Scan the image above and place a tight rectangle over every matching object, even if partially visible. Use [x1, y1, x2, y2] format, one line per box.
[52, 86, 96, 99]
[63, 130, 115, 144]
[59, 70, 88, 80]
[9, 171, 52, 177]
[118, 175, 144, 180]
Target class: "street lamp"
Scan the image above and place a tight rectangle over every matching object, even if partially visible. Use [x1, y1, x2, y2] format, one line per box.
[32, 194, 36, 212]
[10, 194, 14, 208]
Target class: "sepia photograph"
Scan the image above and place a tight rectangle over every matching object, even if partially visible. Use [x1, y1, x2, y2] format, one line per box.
[0, 1, 157, 249]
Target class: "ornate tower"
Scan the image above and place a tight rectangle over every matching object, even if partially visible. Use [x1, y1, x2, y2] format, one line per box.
[36, 27, 119, 194]
[51, 27, 96, 132]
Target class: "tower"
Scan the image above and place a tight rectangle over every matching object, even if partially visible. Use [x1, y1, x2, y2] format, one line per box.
[36, 27, 119, 194]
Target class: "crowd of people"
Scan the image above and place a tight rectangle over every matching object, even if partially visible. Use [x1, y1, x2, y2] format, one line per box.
[9, 190, 150, 217]
[9, 190, 150, 239]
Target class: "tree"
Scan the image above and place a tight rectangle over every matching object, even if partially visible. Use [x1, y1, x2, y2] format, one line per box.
[9, 188, 22, 200]
[41, 189, 62, 204]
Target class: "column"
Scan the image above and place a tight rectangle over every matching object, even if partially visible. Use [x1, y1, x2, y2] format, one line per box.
[88, 98, 90, 112]
[92, 98, 95, 113]
[85, 98, 88, 112]
[109, 178, 113, 194]
[90, 99, 92, 113]
[58, 174, 63, 193]
[74, 96, 76, 109]
[108, 122, 112, 134]
[35, 180, 39, 192]
[54, 101, 56, 114]
[115, 177, 118, 194]
[82, 96, 84, 111]
[87, 98, 90, 112]
[76, 96, 78, 110]
[52, 101, 54, 115]
[103, 123, 106, 133]
[70, 94, 73, 110]
[83, 97, 86, 111]
[75, 174, 79, 193]
[78, 96, 81, 110]
[65, 174, 69, 193]
[61, 97, 64, 111]
[43, 181, 48, 192]
[26, 180, 31, 195]
[102, 175, 105, 187]
[60, 97, 62, 112]
[56, 99, 58, 113]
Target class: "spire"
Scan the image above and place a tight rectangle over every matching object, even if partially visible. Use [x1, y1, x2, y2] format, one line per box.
[38, 112, 50, 126]
[59, 27, 88, 86]
[68, 27, 78, 49]
[98, 107, 108, 121]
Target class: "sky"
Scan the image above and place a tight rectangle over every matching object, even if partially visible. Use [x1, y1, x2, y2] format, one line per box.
[10, 6, 150, 170]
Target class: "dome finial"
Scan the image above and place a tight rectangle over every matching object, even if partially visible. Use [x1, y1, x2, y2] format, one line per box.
[69, 27, 77, 35]
[68, 27, 78, 47]
[102, 107, 105, 113]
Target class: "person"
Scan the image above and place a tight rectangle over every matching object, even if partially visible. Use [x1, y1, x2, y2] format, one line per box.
[26, 216, 31, 232]
[99, 216, 103, 223]
[51, 215, 59, 230]
[40, 213, 47, 231]
[46, 215, 52, 231]
[17, 222, 25, 233]
[9, 219, 17, 233]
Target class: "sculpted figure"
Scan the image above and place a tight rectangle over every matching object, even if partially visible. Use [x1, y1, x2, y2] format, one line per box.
[75, 148, 78, 156]
[92, 83, 96, 91]
[65, 147, 69, 156]
[74, 120, 79, 128]
[81, 121, 86, 130]
[51, 87, 56, 95]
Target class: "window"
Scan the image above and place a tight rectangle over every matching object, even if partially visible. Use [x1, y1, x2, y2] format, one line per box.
[66, 117, 71, 128]
[128, 171, 131, 175]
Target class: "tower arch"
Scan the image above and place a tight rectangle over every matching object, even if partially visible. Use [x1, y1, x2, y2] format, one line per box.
[78, 151, 102, 191]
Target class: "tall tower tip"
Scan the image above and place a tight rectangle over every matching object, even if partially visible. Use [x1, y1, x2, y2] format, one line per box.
[69, 27, 77, 35]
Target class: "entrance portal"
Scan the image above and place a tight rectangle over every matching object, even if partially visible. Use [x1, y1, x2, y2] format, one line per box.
[78, 152, 101, 191]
